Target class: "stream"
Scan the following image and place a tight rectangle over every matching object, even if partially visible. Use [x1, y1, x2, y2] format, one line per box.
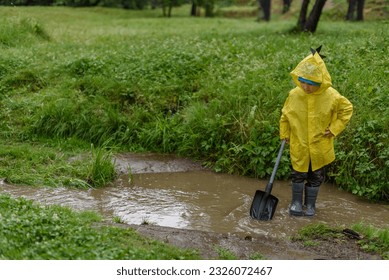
[1, 153, 388, 239]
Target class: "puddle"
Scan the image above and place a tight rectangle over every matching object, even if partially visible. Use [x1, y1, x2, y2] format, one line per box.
[1, 153, 388, 239]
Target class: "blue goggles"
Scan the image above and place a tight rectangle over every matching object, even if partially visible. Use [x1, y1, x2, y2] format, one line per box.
[298, 77, 321, 86]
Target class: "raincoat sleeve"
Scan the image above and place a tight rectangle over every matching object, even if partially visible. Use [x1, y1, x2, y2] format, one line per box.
[279, 96, 291, 140]
[328, 94, 353, 137]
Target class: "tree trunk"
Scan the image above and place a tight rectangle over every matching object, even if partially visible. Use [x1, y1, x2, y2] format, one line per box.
[151, 0, 158, 9]
[191, 3, 197, 16]
[297, 0, 326, 33]
[356, 0, 365, 21]
[305, 0, 326, 32]
[346, 0, 357, 20]
[162, 6, 167, 17]
[204, 0, 214, 17]
[346, 0, 364, 21]
[258, 0, 271, 21]
[297, 0, 310, 30]
[168, 5, 173, 17]
[283, 0, 292, 14]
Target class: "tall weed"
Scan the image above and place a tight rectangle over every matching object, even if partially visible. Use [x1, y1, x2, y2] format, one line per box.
[86, 143, 117, 188]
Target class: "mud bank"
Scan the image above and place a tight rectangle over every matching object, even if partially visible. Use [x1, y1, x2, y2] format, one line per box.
[116, 223, 380, 260]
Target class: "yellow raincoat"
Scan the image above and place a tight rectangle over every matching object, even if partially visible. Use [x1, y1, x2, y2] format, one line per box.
[280, 51, 353, 172]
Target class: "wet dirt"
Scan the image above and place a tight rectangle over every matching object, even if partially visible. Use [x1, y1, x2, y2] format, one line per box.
[1, 153, 388, 259]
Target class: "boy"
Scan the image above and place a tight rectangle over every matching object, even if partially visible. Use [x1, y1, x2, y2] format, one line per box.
[279, 46, 353, 216]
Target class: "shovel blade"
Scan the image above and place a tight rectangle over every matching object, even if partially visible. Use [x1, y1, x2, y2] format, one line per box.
[250, 190, 279, 221]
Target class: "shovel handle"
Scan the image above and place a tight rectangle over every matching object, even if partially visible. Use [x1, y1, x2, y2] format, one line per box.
[265, 139, 286, 193]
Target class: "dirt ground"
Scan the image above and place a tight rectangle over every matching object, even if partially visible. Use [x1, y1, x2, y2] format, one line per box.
[125, 223, 382, 260]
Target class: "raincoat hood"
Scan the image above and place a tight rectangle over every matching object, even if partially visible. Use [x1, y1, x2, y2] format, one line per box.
[290, 49, 332, 95]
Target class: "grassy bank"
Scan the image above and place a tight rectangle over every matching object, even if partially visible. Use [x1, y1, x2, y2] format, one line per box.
[0, 194, 200, 259]
[0, 6, 388, 202]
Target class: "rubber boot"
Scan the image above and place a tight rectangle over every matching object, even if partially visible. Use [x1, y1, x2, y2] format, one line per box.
[305, 186, 320, 216]
[303, 183, 311, 208]
[289, 183, 304, 216]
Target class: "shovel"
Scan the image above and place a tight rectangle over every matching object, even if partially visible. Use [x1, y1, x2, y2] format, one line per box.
[250, 139, 286, 221]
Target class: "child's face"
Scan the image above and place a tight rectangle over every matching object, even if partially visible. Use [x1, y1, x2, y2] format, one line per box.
[300, 81, 320, 94]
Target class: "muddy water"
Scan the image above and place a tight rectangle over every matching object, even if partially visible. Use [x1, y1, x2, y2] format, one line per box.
[1, 153, 388, 239]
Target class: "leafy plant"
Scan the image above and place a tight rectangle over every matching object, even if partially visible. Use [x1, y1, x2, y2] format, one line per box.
[329, 120, 389, 201]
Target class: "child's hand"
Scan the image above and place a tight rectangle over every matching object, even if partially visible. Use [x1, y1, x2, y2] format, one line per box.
[324, 128, 334, 138]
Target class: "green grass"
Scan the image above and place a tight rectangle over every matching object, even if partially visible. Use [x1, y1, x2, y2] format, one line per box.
[0, 140, 116, 188]
[0, 194, 200, 259]
[0, 6, 388, 201]
[0, 6, 387, 260]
